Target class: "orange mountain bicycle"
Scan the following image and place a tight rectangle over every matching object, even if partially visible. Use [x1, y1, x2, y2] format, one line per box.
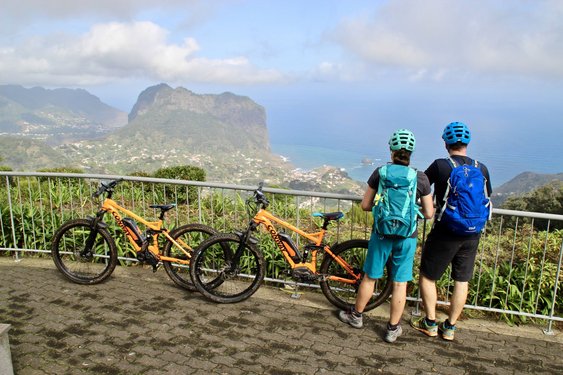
[51, 178, 217, 289]
[189, 183, 392, 310]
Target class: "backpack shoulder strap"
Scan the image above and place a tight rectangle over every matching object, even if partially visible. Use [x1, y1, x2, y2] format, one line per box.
[375, 165, 387, 200]
[379, 165, 388, 180]
[407, 168, 423, 219]
[406, 166, 417, 182]
[437, 160, 456, 222]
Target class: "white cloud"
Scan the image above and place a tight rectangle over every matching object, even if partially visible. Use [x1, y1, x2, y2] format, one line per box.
[0, 21, 285, 86]
[331, 0, 563, 81]
[1, 0, 196, 21]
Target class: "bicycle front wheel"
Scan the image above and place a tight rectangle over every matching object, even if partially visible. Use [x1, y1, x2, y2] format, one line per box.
[162, 223, 218, 291]
[319, 239, 392, 312]
[190, 233, 265, 304]
[51, 218, 118, 284]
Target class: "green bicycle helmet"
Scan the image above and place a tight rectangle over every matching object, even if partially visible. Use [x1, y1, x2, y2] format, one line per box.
[389, 129, 416, 152]
[442, 121, 471, 144]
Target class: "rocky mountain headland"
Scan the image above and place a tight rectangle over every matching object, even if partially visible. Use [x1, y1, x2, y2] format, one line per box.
[1, 83, 561, 198]
[0, 84, 364, 194]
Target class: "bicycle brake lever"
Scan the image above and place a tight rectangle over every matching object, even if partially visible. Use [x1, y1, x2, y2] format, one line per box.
[92, 183, 106, 198]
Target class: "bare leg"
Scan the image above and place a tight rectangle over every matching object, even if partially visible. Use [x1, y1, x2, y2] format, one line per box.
[419, 274, 437, 320]
[389, 281, 407, 325]
[448, 281, 468, 325]
[354, 276, 376, 313]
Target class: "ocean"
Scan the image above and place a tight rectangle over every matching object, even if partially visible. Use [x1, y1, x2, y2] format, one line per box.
[271, 143, 382, 183]
[271, 142, 562, 189]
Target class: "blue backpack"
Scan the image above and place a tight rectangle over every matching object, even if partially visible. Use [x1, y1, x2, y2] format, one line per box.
[372, 164, 420, 238]
[437, 157, 491, 235]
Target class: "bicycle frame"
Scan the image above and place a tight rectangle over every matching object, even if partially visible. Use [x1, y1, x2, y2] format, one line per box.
[98, 197, 191, 265]
[251, 208, 360, 285]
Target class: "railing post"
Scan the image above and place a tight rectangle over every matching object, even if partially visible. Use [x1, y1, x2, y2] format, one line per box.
[5, 176, 18, 261]
[544, 238, 563, 335]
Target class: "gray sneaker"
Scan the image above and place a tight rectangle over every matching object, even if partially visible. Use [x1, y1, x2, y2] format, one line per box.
[338, 309, 363, 328]
[384, 325, 403, 343]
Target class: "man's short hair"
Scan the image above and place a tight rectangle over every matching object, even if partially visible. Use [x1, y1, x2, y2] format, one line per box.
[446, 142, 467, 151]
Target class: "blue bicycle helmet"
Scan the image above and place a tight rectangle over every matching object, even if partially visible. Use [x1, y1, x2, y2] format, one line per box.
[389, 129, 416, 152]
[442, 122, 471, 145]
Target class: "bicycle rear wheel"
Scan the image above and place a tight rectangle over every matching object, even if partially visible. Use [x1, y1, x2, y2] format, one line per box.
[51, 218, 118, 284]
[162, 223, 218, 291]
[190, 233, 265, 303]
[319, 239, 392, 311]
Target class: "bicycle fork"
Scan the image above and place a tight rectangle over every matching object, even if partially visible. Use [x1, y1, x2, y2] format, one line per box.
[230, 223, 259, 273]
[83, 211, 108, 259]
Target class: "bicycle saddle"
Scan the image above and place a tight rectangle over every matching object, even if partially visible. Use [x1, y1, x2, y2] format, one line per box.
[312, 212, 344, 221]
[150, 204, 176, 212]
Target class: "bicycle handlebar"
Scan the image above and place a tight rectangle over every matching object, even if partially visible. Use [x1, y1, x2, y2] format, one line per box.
[253, 182, 269, 207]
[93, 178, 124, 198]
[246, 182, 269, 218]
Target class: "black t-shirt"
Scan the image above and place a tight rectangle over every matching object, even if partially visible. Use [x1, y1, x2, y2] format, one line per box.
[425, 155, 493, 236]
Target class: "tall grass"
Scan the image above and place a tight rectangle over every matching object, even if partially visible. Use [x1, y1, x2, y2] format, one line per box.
[0, 175, 561, 325]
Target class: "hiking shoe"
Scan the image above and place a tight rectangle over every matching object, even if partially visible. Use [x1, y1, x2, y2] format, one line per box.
[438, 321, 456, 341]
[410, 316, 438, 337]
[384, 325, 403, 343]
[338, 309, 363, 328]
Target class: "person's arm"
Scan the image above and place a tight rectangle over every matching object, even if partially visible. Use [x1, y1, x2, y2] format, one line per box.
[417, 171, 435, 219]
[424, 160, 439, 186]
[360, 186, 377, 211]
[420, 193, 434, 219]
[483, 165, 493, 196]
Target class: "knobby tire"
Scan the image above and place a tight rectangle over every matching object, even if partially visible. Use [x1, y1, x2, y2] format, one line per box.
[189, 233, 265, 303]
[51, 218, 118, 284]
[319, 239, 392, 311]
[162, 223, 218, 291]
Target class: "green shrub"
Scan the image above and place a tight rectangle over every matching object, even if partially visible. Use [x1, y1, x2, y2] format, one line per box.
[153, 165, 206, 203]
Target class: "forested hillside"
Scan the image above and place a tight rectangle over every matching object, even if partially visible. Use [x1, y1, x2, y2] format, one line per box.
[0, 84, 127, 145]
[491, 172, 563, 206]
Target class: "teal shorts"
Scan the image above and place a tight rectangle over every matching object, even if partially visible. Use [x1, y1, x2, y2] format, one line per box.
[363, 232, 417, 282]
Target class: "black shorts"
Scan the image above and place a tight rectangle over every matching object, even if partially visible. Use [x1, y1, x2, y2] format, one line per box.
[419, 230, 480, 282]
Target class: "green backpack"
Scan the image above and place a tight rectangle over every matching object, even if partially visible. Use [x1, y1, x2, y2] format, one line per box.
[372, 164, 420, 238]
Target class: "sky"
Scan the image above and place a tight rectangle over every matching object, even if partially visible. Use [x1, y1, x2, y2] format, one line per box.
[1, 0, 563, 185]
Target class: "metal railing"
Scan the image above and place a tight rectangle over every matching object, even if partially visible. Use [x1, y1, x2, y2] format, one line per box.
[1, 172, 562, 333]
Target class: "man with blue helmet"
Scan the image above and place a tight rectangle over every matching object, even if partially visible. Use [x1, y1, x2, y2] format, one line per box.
[411, 122, 492, 341]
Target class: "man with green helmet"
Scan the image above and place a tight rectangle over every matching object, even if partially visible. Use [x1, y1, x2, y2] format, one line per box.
[411, 121, 492, 341]
[338, 129, 434, 343]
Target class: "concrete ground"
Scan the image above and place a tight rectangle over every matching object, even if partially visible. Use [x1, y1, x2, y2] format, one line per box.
[1, 257, 562, 374]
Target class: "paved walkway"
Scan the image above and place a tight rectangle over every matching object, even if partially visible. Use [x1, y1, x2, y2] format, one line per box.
[1, 257, 562, 375]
